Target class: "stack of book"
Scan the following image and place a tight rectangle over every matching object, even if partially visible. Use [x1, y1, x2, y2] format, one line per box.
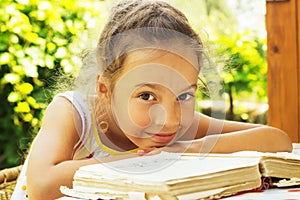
[60, 151, 300, 200]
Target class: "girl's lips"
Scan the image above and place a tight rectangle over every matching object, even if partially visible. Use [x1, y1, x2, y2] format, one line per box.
[151, 133, 176, 143]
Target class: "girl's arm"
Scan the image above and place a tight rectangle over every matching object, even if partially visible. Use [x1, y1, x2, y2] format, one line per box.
[26, 97, 99, 200]
[178, 112, 293, 153]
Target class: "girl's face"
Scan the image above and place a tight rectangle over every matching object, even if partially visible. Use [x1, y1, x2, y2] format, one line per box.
[110, 49, 199, 149]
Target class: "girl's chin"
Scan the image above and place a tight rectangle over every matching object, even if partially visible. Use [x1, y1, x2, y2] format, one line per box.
[128, 132, 178, 149]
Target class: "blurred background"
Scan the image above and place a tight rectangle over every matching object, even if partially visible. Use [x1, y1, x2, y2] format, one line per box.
[0, 0, 267, 168]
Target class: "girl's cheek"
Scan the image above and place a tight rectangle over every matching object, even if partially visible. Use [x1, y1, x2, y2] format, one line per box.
[128, 104, 152, 128]
[181, 108, 195, 127]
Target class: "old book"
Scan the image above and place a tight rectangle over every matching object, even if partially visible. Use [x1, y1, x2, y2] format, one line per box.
[60, 151, 300, 200]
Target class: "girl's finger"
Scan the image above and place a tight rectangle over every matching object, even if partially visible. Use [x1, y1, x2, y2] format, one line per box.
[137, 148, 159, 156]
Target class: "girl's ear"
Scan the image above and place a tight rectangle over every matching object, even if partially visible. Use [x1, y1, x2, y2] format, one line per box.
[96, 75, 111, 100]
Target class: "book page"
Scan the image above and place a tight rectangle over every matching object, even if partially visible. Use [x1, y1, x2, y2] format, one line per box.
[77, 151, 260, 183]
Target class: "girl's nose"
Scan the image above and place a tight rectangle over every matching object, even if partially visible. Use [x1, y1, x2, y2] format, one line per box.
[149, 102, 180, 132]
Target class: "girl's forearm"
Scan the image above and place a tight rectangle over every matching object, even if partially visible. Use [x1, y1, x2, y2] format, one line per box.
[180, 126, 292, 154]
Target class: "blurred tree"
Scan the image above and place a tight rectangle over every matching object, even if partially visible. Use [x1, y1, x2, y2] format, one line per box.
[213, 32, 267, 121]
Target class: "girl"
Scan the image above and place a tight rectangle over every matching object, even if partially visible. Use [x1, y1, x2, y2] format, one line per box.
[12, 0, 292, 199]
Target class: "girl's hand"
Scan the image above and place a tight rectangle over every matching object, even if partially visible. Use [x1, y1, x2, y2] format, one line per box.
[137, 148, 159, 156]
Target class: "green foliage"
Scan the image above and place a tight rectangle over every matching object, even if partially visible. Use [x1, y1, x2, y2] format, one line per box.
[212, 32, 267, 120]
[0, 0, 106, 168]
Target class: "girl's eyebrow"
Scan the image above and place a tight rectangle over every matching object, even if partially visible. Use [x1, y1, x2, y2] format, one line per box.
[134, 83, 197, 91]
[134, 83, 158, 89]
[180, 84, 197, 93]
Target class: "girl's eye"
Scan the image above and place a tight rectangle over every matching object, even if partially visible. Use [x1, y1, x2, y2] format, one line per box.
[138, 93, 155, 101]
[177, 93, 194, 101]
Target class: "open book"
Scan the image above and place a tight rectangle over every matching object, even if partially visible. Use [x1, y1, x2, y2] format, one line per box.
[60, 151, 300, 200]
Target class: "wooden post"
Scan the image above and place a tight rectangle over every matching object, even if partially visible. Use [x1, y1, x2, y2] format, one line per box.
[266, 0, 300, 142]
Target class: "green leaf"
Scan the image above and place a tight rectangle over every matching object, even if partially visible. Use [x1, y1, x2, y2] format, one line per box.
[14, 101, 30, 113]
[3, 73, 21, 84]
[7, 91, 21, 102]
[18, 82, 34, 94]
